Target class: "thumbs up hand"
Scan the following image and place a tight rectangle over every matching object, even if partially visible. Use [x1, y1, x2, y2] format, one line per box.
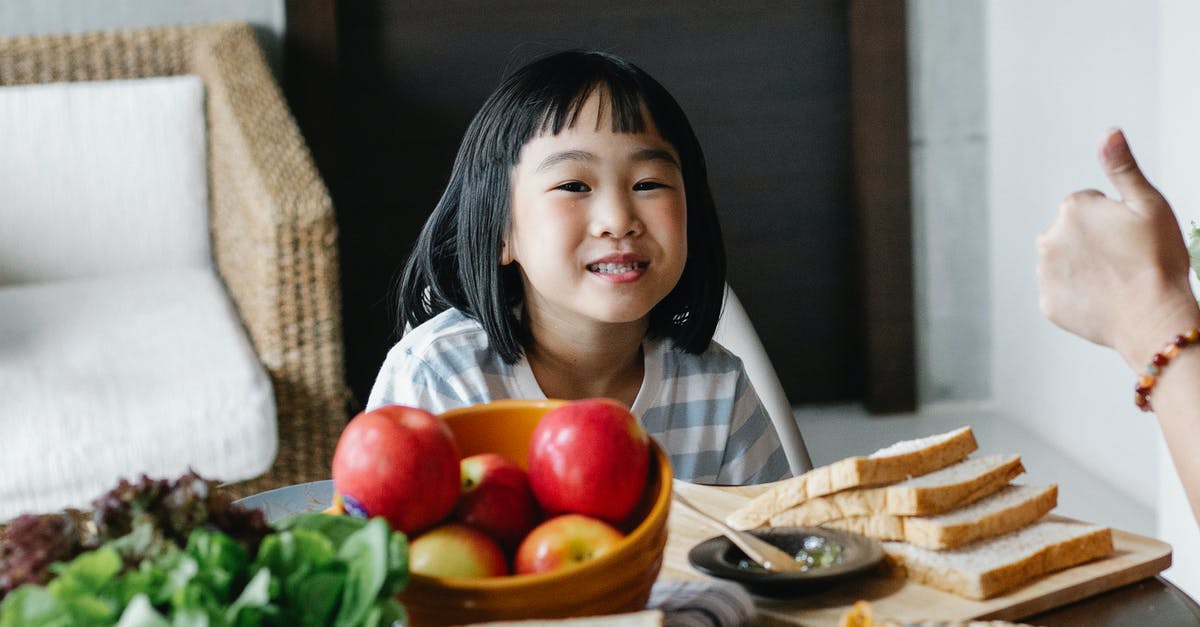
[1037, 129, 1199, 368]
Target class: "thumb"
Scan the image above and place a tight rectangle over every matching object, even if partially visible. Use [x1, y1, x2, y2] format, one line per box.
[1098, 128, 1164, 212]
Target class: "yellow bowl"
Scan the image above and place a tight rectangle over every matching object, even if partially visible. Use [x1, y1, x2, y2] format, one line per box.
[399, 399, 673, 626]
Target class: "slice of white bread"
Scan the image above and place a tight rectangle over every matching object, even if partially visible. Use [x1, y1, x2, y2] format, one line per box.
[823, 484, 1058, 550]
[727, 427, 977, 529]
[763, 454, 1024, 528]
[882, 519, 1114, 600]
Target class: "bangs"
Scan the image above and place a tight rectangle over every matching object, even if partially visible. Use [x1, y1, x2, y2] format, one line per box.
[489, 52, 667, 167]
[536, 80, 649, 137]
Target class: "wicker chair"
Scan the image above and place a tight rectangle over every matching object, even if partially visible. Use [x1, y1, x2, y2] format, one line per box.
[0, 22, 348, 499]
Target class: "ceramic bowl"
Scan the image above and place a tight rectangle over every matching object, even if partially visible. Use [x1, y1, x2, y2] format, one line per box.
[399, 399, 673, 626]
[687, 526, 884, 597]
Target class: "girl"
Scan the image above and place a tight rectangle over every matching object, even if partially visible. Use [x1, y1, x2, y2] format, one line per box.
[367, 49, 790, 485]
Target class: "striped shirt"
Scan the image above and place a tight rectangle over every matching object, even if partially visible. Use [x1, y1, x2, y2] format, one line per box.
[366, 308, 790, 485]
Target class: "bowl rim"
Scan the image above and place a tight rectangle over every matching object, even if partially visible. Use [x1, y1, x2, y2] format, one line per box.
[409, 399, 673, 590]
[439, 398, 569, 419]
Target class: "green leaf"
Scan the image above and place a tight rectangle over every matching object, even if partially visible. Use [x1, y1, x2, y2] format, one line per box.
[61, 593, 119, 622]
[332, 518, 390, 627]
[288, 571, 345, 625]
[117, 560, 170, 608]
[186, 530, 249, 600]
[49, 546, 123, 594]
[168, 607, 213, 627]
[114, 594, 170, 627]
[272, 513, 369, 549]
[375, 598, 407, 627]
[157, 555, 200, 602]
[223, 567, 271, 625]
[381, 531, 408, 597]
[0, 585, 73, 627]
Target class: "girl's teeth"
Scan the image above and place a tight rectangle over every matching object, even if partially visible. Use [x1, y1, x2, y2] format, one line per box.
[591, 262, 641, 274]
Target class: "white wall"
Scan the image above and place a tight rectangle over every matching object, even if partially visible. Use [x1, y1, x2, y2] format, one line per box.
[987, 0, 1161, 510]
[1156, 0, 1200, 599]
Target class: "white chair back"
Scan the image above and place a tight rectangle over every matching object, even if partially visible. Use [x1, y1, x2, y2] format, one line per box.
[713, 285, 813, 474]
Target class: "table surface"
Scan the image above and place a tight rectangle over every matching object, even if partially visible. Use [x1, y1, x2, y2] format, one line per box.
[234, 480, 1200, 626]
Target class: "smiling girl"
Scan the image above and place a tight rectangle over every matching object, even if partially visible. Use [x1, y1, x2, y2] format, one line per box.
[367, 50, 790, 484]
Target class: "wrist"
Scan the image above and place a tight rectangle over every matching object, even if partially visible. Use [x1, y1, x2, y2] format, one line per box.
[1133, 325, 1200, 411]
[1116, 291, 1200, 371]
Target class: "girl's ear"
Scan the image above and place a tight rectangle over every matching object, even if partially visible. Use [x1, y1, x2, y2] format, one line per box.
[500, 239, 514, 265]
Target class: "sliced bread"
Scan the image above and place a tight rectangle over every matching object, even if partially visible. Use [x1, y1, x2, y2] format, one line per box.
[882, 519, 1114, 600]
[762, 454, 1023, 528]
[727, 427, 977, 529]
[823, 484, 1058, 549]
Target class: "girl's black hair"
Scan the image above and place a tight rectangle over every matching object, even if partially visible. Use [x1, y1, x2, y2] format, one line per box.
[397, 49, 726, 363]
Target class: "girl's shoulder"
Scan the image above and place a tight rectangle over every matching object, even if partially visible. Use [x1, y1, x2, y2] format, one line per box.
[390, 307, 491, 360]
[654, 337, 746, 377]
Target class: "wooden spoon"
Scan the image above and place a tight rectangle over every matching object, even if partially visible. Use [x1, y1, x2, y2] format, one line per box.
[672, 492, 806, 573]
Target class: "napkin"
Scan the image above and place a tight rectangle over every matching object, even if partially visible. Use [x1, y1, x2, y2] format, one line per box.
[646, 579, 756, 627]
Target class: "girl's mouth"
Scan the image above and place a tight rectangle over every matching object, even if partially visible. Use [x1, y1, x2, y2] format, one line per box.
[587, 261, 649, 274]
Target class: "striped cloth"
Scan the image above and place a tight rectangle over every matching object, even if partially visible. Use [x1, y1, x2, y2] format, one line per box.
[647, 579, 757, 626]
[367, 308, 790, 484]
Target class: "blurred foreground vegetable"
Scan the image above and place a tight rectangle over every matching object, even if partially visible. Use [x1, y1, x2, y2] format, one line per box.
[0, 473, 408, 626]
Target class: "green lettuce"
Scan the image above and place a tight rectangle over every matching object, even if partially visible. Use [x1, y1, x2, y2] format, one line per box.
[0, 513, 407, 627]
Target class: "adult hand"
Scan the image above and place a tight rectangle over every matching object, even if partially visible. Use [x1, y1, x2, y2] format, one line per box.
[1036, 128, 1198, 368]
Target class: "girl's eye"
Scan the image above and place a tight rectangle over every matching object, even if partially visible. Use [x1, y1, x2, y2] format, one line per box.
[633, 181, 666, 191]
[556, 181, 591, 193]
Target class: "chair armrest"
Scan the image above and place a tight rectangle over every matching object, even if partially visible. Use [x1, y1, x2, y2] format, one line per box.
[191, 24, 348, 492]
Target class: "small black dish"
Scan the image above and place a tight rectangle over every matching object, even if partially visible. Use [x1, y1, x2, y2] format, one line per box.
[687, 526, 884, 598]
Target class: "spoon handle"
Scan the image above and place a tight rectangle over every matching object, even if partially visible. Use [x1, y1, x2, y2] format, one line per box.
[672, 492, 802, 572]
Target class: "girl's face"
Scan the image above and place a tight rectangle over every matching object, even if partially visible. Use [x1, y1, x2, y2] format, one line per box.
[504, 91, 688, 332]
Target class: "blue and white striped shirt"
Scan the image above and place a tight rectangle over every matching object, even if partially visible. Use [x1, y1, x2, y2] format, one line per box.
[366, 308, 790, 485]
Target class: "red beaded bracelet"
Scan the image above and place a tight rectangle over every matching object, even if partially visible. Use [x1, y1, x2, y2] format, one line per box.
[1135, 327, 1200, 411]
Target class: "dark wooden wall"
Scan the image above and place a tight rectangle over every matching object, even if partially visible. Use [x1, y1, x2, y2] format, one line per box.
[284, 1, 913, 416]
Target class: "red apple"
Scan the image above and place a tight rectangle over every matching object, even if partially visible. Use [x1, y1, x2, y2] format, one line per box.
[514, 514, 625, 575]
[527, 398, 650, 523]
[331, 405, 460, 534]
[453, 453, 541, 550]
[409, 523, 509, 578]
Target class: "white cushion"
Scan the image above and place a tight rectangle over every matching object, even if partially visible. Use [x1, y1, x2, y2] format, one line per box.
[0, 75, 209, 286]
[0, 269, 277, 520]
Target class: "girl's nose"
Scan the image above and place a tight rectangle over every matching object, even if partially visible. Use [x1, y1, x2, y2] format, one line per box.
[589, 191, 643, 239]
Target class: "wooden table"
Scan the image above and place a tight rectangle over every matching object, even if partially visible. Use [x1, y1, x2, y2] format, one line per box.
[665, 481, 1191, 626]
[1027, 576, 1200, 626]
[236, 480, 1196, 625]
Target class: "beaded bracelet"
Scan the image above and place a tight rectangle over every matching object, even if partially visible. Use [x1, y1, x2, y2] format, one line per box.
[1135, 327, 1200, 411]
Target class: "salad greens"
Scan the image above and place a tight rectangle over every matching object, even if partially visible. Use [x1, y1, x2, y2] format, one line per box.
[0, 513, 408, 627]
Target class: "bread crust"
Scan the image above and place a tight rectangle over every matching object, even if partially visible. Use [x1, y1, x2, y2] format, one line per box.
[766, 455, 1024, 527]
[727, 427, 977, 529]
[823, 484, 1058, 550]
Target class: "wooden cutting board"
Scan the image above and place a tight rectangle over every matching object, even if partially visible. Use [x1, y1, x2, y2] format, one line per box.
[661, 481, 1172, 626]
